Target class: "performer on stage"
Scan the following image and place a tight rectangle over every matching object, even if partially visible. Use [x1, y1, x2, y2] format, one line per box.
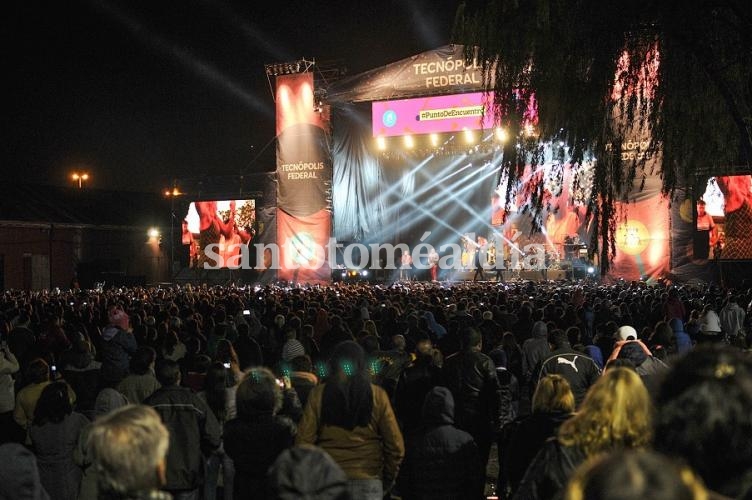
[429, 248, 440, 281]
[473, 235, 487, 282]
[400, 250, 413, 281]
[541, 251, 552, 281]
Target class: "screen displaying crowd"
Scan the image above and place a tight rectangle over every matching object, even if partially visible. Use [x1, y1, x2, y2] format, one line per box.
[182, 199, 256, 268]
[696, 174, 752, 260]
[0, 279, 750, 499]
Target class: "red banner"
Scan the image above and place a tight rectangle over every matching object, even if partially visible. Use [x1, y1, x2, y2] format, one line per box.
[277, 208, 331, 283]
[275, 72, 332, 282]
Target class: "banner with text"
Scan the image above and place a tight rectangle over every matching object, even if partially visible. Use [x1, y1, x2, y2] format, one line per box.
[275, 72, 332, 282]
[372, 92, 496, 137]
[328, 45, 487, 104]
[277, 208, 331, 283]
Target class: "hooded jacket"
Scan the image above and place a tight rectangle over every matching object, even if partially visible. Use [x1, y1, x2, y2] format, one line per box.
[399, 387, 484, 499]
[521, 322, 551, 384]
[267, 445, 349, 500]
[99, 326, 137, 384]
[669, 318, 692, 354]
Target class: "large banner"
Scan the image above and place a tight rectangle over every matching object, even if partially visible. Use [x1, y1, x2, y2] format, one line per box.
[277, 208, 331, 283]
[328, 45, 486, 103]
[372, 92, 496, 137]
[275, 72, 332, 282]
[606, 48, 669, 281]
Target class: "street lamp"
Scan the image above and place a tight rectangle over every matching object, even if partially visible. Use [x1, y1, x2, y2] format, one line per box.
[71, 172, 89, 188]
[164, 185, 183, 281]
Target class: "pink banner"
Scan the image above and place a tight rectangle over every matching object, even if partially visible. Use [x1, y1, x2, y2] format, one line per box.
[372, 92, 496, 137]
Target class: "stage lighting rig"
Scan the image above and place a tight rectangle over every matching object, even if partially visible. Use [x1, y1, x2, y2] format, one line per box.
[265, 58, 316, 102]
[264, 58, 315, 76]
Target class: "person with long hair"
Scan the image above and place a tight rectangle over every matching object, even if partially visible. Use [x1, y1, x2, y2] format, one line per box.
[297, 341, 404, 500]
[30, 382, 89, 500]
[654, 345, 752, 498]
[502, 375, 576, 497]
[513, 368, 652, 500]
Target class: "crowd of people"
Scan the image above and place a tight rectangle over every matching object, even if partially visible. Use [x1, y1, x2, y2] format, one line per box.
[0, 278, 750, 500]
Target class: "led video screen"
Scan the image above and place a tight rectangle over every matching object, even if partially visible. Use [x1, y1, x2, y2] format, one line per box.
[695, 174, 752, 260]
[182, 199, 256, 268]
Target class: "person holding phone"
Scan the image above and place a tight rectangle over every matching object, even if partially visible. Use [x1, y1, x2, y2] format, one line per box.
[14, 358, 76, 444]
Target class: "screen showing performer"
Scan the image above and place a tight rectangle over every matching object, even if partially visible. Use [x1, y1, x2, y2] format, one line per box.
[697, 175, 752, 260]
[183, 199, 256, 268]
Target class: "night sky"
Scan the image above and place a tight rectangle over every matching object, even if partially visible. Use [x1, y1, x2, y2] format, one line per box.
[5, 0, 460, 192]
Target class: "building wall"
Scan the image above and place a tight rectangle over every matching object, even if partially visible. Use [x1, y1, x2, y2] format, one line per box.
[0, 224, 167, 290]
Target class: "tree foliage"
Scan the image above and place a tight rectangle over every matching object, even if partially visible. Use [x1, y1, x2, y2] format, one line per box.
[452, 0, 752, 273]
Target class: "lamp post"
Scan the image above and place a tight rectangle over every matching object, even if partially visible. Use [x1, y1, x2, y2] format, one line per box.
[164, 185, 182, 281]
[71, 172, 89, 188]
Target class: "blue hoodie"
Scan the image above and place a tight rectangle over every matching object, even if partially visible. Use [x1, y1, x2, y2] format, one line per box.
[669, 318, 692, 354]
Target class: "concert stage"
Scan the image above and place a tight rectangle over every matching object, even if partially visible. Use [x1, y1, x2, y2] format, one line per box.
[446, 269, 569, 282]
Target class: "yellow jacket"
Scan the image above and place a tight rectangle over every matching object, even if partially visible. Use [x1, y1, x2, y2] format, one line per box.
[297, 383, 404, 485]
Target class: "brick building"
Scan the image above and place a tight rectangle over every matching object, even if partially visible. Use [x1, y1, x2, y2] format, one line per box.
[0, 184, 170, 290]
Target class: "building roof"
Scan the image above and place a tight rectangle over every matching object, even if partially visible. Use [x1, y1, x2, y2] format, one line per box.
[0, 183, 170, 229]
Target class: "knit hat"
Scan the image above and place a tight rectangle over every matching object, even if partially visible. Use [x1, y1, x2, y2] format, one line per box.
[281, 339, 306, 362]
[616, 325, 637, 341]
[108, 308, 130, 331]
[267, 445, 349, 500]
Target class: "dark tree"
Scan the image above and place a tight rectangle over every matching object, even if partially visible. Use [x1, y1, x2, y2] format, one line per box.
[453, 0, 752, 273]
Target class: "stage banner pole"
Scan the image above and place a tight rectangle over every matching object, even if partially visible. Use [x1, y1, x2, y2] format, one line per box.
[275, 72, 333, 283]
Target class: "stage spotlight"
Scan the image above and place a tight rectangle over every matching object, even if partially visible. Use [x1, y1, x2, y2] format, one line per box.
[361, 270, 369, 277]
[463, 128, 475, 144]
[148, 228, 160, 238]
[495, 127, 508, 143]
[376, 136, 386, 151]
[587, 266, 595, 274]
[430, 133, 439, 147]
[404, 135, 414, 149]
